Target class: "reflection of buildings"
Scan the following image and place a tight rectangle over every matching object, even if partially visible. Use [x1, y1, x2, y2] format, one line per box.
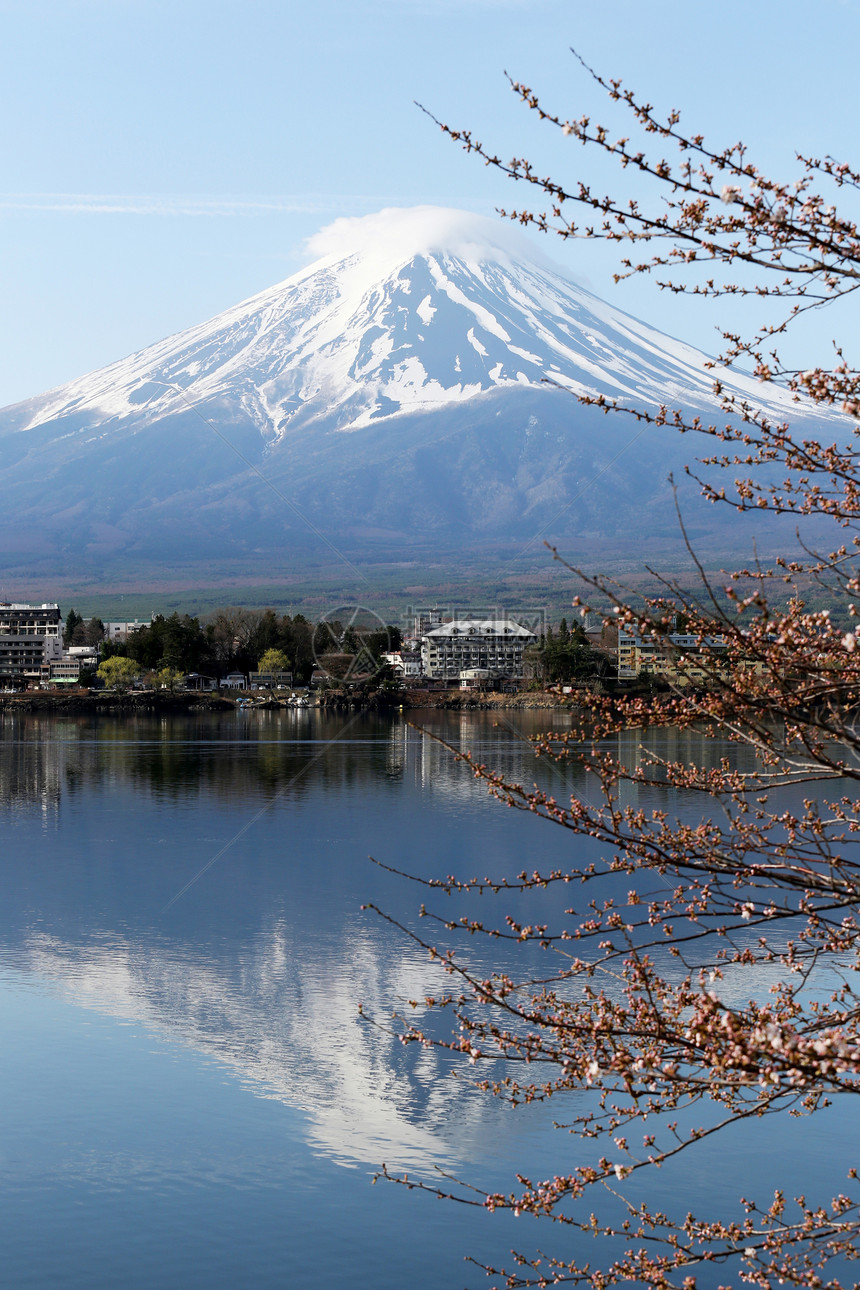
[614, 726, 760, 813]
[393, 712, 587, 807]
[0, 716, 66, 816]
[388, 720, 482, 799]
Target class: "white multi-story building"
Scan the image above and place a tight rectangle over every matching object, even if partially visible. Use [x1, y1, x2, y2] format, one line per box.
[66, 645, 99, 661]
[382, 651, 422, 678]
[105, 618, 152, 642]
[421, 619, 535, 682]
[0, 603, 63, 681]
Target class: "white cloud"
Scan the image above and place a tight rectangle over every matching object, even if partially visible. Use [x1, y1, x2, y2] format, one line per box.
[304, 204, 549, 271]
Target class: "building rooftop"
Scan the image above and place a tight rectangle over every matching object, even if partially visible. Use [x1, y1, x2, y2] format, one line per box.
[424, 619, 535, 639]
[0, 603, 60, 611]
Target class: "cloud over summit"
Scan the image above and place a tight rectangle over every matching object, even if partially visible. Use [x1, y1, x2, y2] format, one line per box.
[303, 205, 550, 271]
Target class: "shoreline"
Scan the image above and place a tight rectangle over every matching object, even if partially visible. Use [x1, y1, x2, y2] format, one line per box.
[401, 690, 583, 710]
[0, 691, 236, 713]
[0, 688, 582, 714]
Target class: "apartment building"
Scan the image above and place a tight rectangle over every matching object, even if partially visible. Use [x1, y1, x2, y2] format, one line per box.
[617, 627, 727, 685]
[421, 619, 535, 681]
[0, 603, 63, 682]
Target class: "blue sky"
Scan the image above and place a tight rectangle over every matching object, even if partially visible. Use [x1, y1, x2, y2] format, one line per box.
[2, 0, 857, 406]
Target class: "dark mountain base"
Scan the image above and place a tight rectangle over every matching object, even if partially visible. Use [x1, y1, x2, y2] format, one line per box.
[0, 520, 832, 623]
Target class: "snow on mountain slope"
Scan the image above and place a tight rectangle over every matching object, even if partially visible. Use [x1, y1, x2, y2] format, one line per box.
[0, 207, 832, 576]
[9, 206, 800, 445]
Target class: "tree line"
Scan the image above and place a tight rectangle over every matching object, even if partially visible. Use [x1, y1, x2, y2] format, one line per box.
[66, 607, 404, 686]
[68, 606, 610, 688]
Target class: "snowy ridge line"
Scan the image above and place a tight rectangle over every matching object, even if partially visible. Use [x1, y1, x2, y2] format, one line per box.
[4, 206, 818, 445]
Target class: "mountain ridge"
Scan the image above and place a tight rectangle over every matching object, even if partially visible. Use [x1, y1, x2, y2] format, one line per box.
[0, 207, 829, 583]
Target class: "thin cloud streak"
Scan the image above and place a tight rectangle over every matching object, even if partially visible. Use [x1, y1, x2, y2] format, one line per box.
[0, 193, 395, 217]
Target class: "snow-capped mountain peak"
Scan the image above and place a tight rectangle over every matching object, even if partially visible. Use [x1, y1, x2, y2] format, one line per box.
[13, 205, 798, 445]
[0, 206, 824, 579]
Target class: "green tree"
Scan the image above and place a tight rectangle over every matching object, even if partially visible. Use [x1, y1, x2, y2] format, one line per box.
[257, 647, 290, 674]
[342, 626, 360, 654]
[206, 607, 260, 672]
[542, 629, 602, 683]
[362, 626, 401, 661]
[96, 656, 140, 691]
[249, 609, 280, 661]
[63, 609, 83, 647]
[154, 665, 183, 692]
[100, 637, 128, 661]
[283, 615, 315, 684]
[125, 613, 207, 673]
[83, 616, 105, 646]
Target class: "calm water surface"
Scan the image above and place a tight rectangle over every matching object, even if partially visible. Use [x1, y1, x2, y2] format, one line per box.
[0, 710, 855, 1288]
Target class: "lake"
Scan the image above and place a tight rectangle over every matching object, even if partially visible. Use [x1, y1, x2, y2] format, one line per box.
[0, 709, 855, 1288]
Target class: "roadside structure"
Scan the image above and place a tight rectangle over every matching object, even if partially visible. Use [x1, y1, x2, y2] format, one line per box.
[221, 673, 247, 690]
[249, 669, 293, 689]
[459, 667, 498, 690]
[410, 608, 444, 638]
[183, 673, 218, 691]
[579, 608, 619, 656]
[47, 659, 84, 685]
[43, 643, 101, 687]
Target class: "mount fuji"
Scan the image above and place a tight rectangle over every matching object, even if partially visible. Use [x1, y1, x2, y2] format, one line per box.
[0, 207, 821, 583]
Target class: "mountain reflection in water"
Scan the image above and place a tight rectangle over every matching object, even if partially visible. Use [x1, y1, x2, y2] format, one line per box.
[2, 710, 852, 1290]
[0, 710, 594, 1175]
